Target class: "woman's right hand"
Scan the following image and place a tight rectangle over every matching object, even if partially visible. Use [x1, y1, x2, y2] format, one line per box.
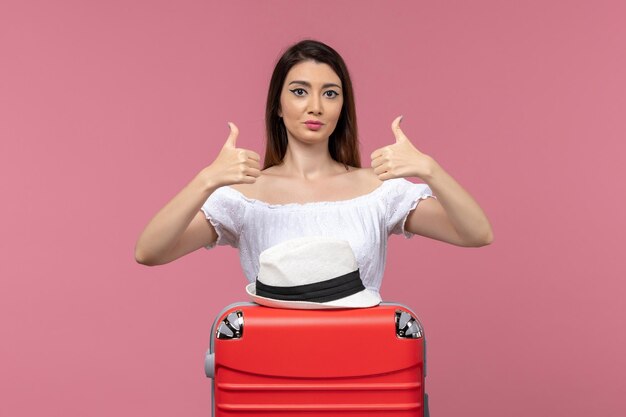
[201, 122, 261, 188]
[135, 122, 260, 265]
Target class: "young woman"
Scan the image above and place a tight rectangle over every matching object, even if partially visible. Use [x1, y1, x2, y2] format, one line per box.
[135, 39, 493, 294]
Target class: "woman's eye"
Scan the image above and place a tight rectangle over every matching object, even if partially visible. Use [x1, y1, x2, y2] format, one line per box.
[290, 88, 306, 96]
[324, 90, 339, 98]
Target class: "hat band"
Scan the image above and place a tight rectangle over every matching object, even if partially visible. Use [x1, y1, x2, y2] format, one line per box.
[255, 269, 364, 303]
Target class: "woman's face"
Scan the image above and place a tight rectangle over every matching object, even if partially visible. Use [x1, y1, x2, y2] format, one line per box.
[278, 60, 344, 145]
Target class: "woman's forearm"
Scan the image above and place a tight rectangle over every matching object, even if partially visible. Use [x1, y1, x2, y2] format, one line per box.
[135, 122, 261, 265]
[422, 159, 494, 246]
[134, 170, 218, 264]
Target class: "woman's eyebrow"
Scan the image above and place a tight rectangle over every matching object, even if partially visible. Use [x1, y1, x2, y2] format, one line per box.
[288, 80, 342, 89]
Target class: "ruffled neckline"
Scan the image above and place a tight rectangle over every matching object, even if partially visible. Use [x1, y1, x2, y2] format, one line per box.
[222, 179, 393, 209]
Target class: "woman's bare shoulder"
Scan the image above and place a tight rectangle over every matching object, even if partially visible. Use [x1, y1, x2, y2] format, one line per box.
[351, 166, 383, 187]
[227, 167, 279, 200]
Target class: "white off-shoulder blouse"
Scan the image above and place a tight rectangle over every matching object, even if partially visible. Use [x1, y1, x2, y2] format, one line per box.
[201, 178, 436, 294]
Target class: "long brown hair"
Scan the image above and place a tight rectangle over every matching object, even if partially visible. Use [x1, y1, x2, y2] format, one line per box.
[264, 39, 361, 169]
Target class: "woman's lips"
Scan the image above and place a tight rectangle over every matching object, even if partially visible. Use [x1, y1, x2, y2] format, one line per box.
[304, 121, 323, 131]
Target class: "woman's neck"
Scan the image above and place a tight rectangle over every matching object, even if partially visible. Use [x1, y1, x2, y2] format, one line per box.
[277, 144, 347, 180]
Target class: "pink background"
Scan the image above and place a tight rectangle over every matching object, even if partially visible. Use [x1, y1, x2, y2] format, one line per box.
[2, 0, 625, 416]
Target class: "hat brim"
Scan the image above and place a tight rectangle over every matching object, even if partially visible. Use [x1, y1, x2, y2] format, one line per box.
[245, 282, 382, 310]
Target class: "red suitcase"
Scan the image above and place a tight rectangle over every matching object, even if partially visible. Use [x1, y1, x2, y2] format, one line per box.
[205, 302, 430, 416]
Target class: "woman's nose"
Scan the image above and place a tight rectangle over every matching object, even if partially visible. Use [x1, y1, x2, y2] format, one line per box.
[307, 95, 322, 114]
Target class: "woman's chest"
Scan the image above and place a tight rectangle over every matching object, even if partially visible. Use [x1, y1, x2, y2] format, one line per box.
[240, 201, 386, 251]
[239, 209, 388, 288]
[239, 171, 381, 205]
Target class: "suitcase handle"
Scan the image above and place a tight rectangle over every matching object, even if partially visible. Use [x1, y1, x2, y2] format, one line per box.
[205, 352, 215, 378]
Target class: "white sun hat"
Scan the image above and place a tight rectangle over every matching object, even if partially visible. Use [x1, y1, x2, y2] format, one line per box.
[245, 236, 382, 309]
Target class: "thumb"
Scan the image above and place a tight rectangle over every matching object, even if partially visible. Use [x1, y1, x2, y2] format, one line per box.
[391, 115, 405, 143]
[224, 122, 239, 147]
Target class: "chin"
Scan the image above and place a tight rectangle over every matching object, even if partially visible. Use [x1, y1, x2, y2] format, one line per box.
[287, 131, 329, 144]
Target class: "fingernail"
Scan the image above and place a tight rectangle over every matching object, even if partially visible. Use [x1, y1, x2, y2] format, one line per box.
[400, 115, 404, 122]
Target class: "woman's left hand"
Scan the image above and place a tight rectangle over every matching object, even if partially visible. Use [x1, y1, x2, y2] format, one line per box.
[370, 116, 436, 181]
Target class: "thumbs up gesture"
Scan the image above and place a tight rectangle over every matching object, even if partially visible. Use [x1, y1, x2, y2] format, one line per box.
[370, 116, 435, 181]
[206, 122, 261, 187]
